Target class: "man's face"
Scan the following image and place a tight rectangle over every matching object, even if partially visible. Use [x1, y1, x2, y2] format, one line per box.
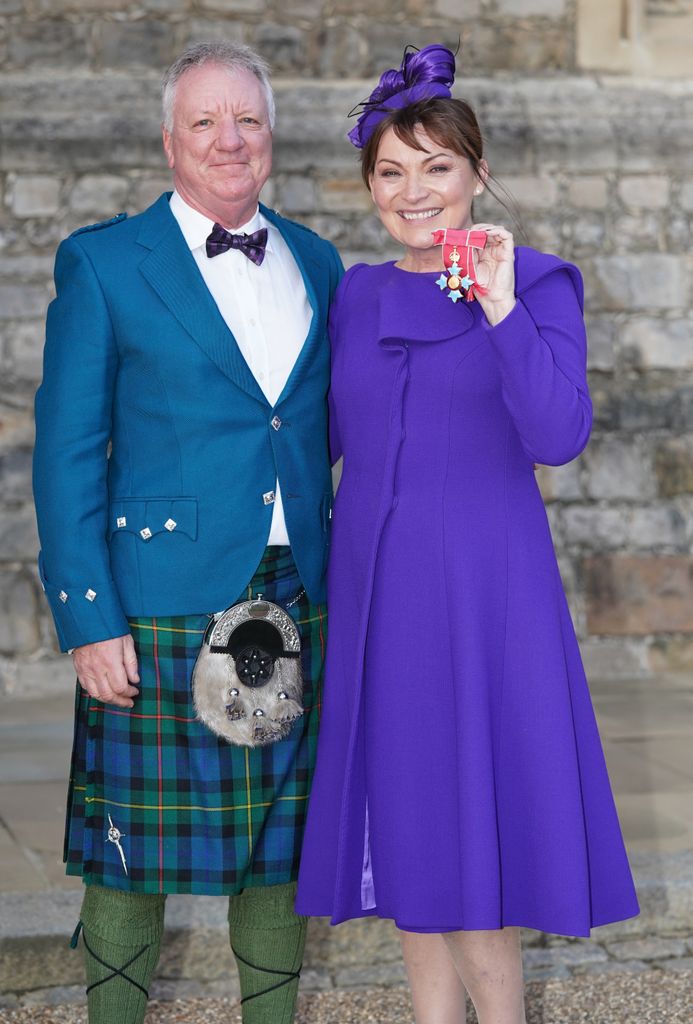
[162, 63, 273, 227]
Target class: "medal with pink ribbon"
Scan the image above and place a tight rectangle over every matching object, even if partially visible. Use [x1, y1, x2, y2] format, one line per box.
[432, 229, 488, 303]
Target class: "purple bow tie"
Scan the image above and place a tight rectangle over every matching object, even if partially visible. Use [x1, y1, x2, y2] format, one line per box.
[206, 224, 268, 267]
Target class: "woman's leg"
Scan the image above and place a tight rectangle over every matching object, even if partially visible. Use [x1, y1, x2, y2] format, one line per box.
[442, 927, 526, 1024]
[399, 929, 467, 1024]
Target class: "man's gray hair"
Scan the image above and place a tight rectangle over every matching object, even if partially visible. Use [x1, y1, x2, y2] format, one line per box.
[162, 41, 275, 132]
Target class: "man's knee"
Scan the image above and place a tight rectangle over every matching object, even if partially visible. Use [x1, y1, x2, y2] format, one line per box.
[81, 885, 166, 943]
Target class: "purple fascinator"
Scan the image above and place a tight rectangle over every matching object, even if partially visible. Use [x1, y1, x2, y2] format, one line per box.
[347, 44, 456, 149]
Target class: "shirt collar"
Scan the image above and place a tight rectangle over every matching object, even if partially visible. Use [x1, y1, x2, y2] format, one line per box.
[169, 191, 273, 254]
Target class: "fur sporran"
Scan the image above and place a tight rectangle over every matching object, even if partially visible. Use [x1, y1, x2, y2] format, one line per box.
[192, 597, 303, 747]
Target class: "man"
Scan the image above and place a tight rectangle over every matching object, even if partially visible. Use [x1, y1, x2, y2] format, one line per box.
[33, 41, 342, 1024]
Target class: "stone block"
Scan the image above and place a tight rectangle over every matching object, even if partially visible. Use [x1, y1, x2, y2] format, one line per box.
[667, 216, 690, 254]
[1, 656, 76, 699]
[573, 959, 648, 976]
[502, 175, 558, 210]
[0, 285, 49, 321]
[496, 0, 566, 13]
[252, 23, 306, 73]
[7, 20, 90, 68]
[580, 637, 649, 679]
[277, 175, 318, 215]
[584, 555, 693, 635]
[5, 321, 47, 382]
[432, 0, 480, 13]
[570, 214, 606, 253]
[583, 437, 656, 501]
[626, 504, 688, 550]
[318, 178, 372, 214]
[317, 23, 369, 78]
[523, 942, 607, 970]
[621, 318, 693, 372]
[0, 504, 40, 561]
[658, 957, 693, 972]
[614, 387, 679, 433]
[69, 175, 129, 218]
[680, 181, 693, 212]
[0, 255, 54, 282]
[0, 572, 40, 655]
[585, 317, 616, 371]
[567, 176, 609, 211]
[605, 937, 687, 962]
[648, 635, 693, 674]
[591, 255, 687, 311]
[0, 402, 35, 455]
[98, 21, 177, 70]
[562, 506, 628, 550]
[619, 175, 670, 210]
[654, 436, 693, 497]
[0, 450, 33, 503]
[609, 212, 661, 254]
[525, 217, 562, 253]
[196, 0, 265, 10]
[535, 461, 583, 503]
[131, 175, 172, 211]
[29, 0, 141, 9]
[9, 175, 62, 218]
[181, 19, 246, 47]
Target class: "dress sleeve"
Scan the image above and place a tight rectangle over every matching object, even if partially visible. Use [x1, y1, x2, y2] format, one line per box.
[33, 236, 130, 652]
[482, 264, 592, 466]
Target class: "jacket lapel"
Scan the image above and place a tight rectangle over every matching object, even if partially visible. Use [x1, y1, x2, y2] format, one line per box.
[260, 204, 326, 405]
[136, 194, 269, 406]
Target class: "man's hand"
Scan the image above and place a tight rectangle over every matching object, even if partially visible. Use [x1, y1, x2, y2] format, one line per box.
[73, 634, 140, 708]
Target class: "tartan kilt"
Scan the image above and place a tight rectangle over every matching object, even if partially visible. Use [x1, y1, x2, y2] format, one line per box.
[64, 546, 326, 895]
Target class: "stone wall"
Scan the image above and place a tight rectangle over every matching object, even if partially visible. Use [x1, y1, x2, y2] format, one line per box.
[1, 1, 692, 693]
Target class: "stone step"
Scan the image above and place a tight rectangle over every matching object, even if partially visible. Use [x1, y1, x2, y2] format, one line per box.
[1, 850, 691, 1000]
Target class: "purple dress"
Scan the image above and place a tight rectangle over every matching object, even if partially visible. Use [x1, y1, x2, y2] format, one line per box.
[296, 249, 639, 937]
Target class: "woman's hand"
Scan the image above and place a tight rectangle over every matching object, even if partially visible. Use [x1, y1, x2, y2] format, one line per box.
[473, 223, 516, 326]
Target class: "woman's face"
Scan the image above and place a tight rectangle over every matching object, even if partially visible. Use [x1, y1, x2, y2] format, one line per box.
[369, 124, 485, 257]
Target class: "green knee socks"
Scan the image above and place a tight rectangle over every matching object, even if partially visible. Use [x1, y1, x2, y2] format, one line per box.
[228, 881, 307, 1024]
[74, 881, 305, 1024]
[76, 885, 165, 1024]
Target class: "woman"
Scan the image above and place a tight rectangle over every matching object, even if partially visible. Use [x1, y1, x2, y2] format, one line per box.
[295, 45, 639, 1024]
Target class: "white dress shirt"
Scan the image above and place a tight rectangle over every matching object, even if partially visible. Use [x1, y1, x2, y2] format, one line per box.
[169, 191, 313, 546]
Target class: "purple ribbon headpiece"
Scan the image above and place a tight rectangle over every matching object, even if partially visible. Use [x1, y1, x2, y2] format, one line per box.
[347, 44, 456, 150]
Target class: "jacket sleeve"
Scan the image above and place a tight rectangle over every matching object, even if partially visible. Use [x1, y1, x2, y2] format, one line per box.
[33, 235, 130, 652]
[482, 265, 592, 466]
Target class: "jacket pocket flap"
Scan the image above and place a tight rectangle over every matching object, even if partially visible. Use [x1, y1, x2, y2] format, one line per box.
[109, 497, 198, 540]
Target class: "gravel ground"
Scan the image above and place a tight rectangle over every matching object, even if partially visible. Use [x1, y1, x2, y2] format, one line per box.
[0, 971, 691, 1024]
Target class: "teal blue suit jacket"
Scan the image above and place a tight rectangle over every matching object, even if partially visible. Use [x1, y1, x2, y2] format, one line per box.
[33, 193, 343, 652]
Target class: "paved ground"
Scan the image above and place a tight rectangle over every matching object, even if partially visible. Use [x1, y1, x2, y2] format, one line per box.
[1, 671, 692, 1020]
[1, 972, 693, 1024]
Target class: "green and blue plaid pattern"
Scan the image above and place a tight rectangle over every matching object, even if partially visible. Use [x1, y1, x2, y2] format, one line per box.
[64, 547, 326, 894]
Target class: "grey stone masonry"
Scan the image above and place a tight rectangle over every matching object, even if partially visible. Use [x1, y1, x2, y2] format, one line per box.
[1, 2, 693, 689]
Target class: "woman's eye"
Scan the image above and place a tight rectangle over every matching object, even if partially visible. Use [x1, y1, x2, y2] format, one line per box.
[380, 169, 400, 178]
[430, 165, 450, 173]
